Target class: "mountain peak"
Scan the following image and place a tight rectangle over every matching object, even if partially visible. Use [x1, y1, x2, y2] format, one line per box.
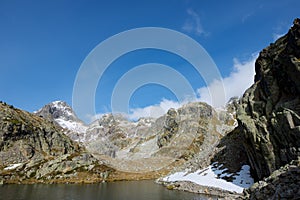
[35, 101, 87, 134]
[36, 100, 77, 121]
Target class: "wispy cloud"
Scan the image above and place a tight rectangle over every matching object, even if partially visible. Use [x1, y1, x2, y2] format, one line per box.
[128, 99, 183, 120]
[182, 9, 206, 36]
[242, 12, 254, 23]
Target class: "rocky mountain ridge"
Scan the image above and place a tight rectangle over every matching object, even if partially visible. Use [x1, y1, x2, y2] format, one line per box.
[1, 101, 180, 184]
[0, 97, 237, 186]
[36, 100, 236, 158]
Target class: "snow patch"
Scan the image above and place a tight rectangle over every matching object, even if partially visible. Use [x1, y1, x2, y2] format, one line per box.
[55, 118, 87, 134]
[51, 101, 73, 117]
[162, 164, 254, 193]
[4, 163, 23, 170]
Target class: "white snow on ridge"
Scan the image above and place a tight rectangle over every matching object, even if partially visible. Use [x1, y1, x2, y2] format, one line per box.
[162, 164, 254, 193]
[51, 101, 74, 117]
[55, 118, 87, 134]
[46, 101, 88, 134]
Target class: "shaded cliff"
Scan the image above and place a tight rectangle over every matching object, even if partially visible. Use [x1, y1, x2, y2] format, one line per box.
[237, 18, 300, 180]
[214, 19, 300, 183]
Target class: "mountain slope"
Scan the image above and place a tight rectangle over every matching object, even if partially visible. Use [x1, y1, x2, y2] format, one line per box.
[0, 101, 81, 165]
[85, 102, 236, 176]
[0, 102, 118, 184]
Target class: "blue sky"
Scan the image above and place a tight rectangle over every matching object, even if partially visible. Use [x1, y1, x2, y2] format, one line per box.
[0, 0, 299, 122]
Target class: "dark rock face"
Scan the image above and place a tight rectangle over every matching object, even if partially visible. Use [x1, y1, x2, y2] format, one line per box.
[236, 19, 300, 180]
[157, 108, 179, 148]
[212, 128, 249, 174]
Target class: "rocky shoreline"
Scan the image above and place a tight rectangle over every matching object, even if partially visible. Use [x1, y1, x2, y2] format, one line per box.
[157, 180, 243, 199]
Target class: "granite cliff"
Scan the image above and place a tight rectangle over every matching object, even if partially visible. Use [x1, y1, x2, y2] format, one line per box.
[206, 18, 300, 199]
[236, 18, 300, 180]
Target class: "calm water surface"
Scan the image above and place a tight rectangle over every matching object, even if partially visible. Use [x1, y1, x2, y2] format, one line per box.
[0, 180, 213, 200]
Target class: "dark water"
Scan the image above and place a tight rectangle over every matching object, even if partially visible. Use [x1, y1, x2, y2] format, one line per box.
[0, 180, 211, 200]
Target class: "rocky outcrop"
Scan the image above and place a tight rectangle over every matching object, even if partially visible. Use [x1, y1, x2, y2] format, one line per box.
[153, 102, 224, 162]
[233, 18, 300, 180]
[212, 128, 249, 175]
[157, 108, 178, 148]
[1, 152, 114, 184]
[244, 159, 300, 199]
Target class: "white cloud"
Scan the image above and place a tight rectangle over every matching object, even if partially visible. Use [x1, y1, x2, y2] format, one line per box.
[86, 113, 105, 123]
[197, 55, 256, 107]
[90, 56, 256, 122]
[182, 9, 206, 36]
[127, 56, 256, 120]
[128, 99, 183, 120]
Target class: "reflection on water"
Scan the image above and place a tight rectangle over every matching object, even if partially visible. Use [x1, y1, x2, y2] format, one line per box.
[0, 180, 213, 200]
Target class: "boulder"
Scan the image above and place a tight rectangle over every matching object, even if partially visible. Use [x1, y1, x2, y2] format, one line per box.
[244, 159, 300, 199]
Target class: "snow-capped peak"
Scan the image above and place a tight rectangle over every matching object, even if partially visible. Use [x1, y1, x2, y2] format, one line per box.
[34, 100, 87, 134]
